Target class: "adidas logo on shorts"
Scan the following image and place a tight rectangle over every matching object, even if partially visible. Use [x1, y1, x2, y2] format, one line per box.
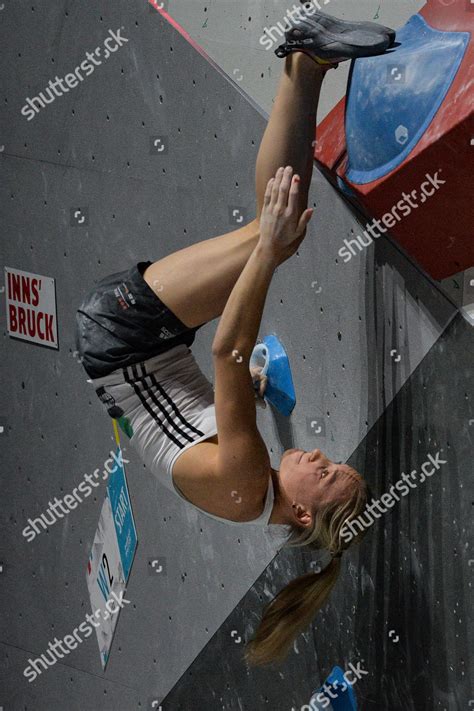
[159, 327, 174, 340]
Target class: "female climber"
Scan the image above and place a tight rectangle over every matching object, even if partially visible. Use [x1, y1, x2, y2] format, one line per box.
[76, 11, 395, 666]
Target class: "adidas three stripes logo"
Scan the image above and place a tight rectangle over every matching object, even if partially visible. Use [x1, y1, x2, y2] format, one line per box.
[122, 362, 205, 449]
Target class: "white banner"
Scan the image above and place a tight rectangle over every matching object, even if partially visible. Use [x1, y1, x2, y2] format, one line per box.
[5, 266, 58, 348]
[86, 448, 137, 668]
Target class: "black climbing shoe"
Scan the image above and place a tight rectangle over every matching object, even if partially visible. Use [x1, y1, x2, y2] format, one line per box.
[275, 10, 396, 63]
[297, 5, 397, 46]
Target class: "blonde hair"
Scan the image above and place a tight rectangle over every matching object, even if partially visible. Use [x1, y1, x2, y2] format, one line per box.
[244, 472, 371, 667]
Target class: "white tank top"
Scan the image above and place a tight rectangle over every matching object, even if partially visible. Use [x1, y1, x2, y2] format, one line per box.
[90, 344, 275, 527]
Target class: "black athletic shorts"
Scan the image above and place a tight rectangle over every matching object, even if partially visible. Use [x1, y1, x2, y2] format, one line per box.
[75, 261, 205, 379]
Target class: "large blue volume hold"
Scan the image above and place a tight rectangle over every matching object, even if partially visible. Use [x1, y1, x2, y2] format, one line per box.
[345, 14, 469, 185]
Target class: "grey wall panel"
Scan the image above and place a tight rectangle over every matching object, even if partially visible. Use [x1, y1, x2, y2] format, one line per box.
[0, 1, 266, 194]
[0, 642, 140, 710]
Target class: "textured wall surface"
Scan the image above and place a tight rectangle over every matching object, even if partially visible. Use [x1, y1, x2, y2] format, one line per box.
[1, 1, 471, 710]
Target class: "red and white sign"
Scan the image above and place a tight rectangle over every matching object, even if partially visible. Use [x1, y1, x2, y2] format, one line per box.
[5, 267, 58, 349]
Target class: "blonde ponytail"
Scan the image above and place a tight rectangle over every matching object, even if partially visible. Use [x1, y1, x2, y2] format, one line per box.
[245, 473, 372, 666]
[244, 557, 341, 666]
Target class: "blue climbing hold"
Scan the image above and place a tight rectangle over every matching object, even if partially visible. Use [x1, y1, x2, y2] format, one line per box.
[250, 334, 296, 417]
[309, 666, 358, 710]
[345, 13, 469, 185]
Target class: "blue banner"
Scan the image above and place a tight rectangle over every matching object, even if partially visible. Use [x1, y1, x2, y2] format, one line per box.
[107, 447, 137, 582]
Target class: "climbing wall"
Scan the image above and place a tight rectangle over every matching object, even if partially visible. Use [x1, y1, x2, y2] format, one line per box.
[1, 1, 471, 710]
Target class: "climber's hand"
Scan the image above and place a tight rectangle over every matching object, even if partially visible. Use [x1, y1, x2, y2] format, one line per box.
[250, 366, 268, 409]
[258, 166, 314, 262]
